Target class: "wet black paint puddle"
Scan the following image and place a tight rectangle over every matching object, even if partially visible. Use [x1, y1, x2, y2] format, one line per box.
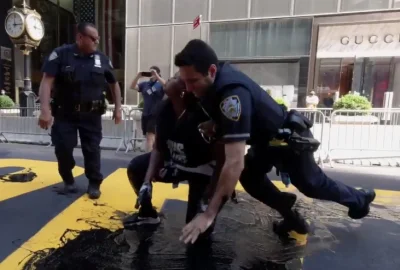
[22, 193, 349, 270]
[0, 167, 37, 183]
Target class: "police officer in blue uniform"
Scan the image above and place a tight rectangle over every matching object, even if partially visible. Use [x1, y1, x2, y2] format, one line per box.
[124, 74, 224, 231]
[130, 66, 165, 152]
[175, 39, 376, 244]
[38, 22, 122, 199]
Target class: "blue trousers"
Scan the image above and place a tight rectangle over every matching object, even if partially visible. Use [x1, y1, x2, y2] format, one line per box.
[240, 130, 367, 214]
[51, 113, 103, 185]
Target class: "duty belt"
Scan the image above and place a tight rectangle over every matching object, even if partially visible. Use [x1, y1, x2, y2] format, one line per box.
[55, 100, 105, 113]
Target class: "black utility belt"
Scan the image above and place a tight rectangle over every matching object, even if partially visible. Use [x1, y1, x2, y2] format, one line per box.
[269, 132, 320, 153]
[52, 100, 106, 113]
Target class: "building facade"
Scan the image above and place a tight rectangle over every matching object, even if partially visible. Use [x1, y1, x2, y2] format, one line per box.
[4, 0, 400, 107]
[125, 0, 400, 107]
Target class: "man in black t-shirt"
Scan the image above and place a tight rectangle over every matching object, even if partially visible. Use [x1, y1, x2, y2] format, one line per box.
[123, 75, 222, 229]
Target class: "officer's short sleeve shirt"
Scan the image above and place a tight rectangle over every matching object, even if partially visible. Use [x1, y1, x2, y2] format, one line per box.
[102, 55, 117, 84]
[41, 47, 63, 77]
[218, 86, 252, 143]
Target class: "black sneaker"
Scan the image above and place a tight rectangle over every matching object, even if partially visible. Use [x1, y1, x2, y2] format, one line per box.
[87, 184, 101, 199]
[273, 210, 309, 244]
[123, 207, 161, 228]
[348, 189, 376, 219]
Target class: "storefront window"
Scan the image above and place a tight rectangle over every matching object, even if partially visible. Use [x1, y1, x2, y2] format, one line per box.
[315, 58, 341, 108]
[361, 58, 392, 108]
[232, 62, 300, 106]
[251, 0, 291, 17]
[315, 57, 398, 108]
[341, 0, 389, 12]
[294, 0, 338, 15]
[209, 18, 312, 59]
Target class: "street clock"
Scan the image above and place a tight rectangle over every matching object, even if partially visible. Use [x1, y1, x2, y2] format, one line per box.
[4, 4, 45, 53]
[25, 13, 45, 41]
[5, 10, 25, 39]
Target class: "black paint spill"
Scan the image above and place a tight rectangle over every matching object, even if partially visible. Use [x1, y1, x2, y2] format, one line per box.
[22, 193, 342, 270]
[0, 167, 37, 183]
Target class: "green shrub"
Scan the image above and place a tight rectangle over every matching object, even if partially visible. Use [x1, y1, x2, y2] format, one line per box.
[333, 94, 371, 111]
[0, 95, 15, 108]
[274, 97, 289, 111]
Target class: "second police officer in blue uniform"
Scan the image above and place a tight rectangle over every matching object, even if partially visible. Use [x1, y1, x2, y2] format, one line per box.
[38, 22, 122, 199]
[175, 39, 376, 244]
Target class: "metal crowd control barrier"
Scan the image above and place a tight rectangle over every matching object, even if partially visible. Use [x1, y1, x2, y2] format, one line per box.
[0, 106, 51, 145]
[3, 106, 400, 168]
[326, 108, 400, 167]
[0, 106, 131, 152]
[124, 108, 146, 153]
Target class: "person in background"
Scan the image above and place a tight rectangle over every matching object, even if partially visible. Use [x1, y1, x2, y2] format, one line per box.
[130, 66, 166, 152]
[306, 91, 319, 109]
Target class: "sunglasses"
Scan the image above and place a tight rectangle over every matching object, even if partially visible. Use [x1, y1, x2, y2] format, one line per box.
[82, 33, 99, 43]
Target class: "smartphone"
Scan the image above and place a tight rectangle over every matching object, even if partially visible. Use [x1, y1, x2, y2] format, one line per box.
[141, 71, 152, 77]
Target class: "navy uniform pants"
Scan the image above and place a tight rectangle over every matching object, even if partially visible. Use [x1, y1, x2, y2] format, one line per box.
[240, 129, 367, 215]
[127, 152, 210, 224]
[51, 113, 103, 186]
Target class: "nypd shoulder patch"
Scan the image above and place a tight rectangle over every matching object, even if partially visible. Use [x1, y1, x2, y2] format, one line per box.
[220, 95, 241, 121]
[48, 51, 58, 61]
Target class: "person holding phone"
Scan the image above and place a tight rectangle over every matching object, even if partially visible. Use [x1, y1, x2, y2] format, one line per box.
[131, 66, 166, 152]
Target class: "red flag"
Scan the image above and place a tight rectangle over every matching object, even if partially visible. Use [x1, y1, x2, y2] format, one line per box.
[193, 15, 201, 29]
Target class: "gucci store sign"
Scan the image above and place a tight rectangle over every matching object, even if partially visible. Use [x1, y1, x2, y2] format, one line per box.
[317, 22, 400, 58]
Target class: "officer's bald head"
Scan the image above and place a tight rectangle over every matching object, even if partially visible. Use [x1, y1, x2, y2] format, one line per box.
[76, 22, 99, 54]
[174, 39, 218, 98]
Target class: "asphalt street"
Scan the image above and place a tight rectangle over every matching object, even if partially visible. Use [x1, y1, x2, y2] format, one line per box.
[0, 143, 399, 270]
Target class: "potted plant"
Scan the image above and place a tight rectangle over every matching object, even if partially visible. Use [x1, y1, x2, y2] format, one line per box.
[332, 94, 377, 124]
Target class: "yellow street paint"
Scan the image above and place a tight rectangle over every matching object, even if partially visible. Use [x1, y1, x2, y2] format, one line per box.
[1, 161, 399, 269]
[0, 159, 84, 202]
[373, 189, 400, 206]
[0, 168, 190, 270]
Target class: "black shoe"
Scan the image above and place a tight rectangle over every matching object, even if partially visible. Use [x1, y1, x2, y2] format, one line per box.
[64, 183, 78, 193]
[123, 207, 161, 228]
[348, 189, 376, 219]
[87, 184, 101, 199]
[273, 210, 309, 243]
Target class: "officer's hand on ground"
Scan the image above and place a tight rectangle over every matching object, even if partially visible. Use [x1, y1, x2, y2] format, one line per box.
[180, 213, 215, 244]
[113, 109, 122, 124]
[38, 109, 53, 130]
[198, 120, 216, 138]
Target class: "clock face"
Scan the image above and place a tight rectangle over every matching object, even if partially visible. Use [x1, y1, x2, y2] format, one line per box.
[5, 12, 25, 38]
[25, 14, 45, 41]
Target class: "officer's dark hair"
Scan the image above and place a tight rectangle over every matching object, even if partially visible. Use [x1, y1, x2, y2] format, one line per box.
[174, 39, 218, 76]
[76, 22, 97, 35]
[150, 66, 161, 75]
